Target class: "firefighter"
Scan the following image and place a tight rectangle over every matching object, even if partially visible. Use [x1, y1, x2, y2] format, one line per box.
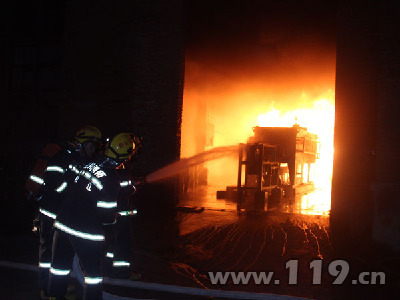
[105, 135, 144, 280]
[25, 142, 61, 241]
[25, 142, 61, 201]
[47, 132, 138, 300]
[35, 125, 102, 299]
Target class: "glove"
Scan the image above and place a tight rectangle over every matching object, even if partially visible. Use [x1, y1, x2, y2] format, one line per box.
[32, 217, 40, 236]
[131, 177, 146, 192]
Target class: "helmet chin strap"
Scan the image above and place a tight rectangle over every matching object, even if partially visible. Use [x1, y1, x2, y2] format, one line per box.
[116, 162, 126, 169]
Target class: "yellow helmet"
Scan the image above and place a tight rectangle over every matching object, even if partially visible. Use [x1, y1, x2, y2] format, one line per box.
[75, 126, 102, 144]
[104, 132, 136, 160]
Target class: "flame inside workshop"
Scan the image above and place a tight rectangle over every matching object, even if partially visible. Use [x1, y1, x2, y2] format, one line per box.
[180, 1, 336, 215]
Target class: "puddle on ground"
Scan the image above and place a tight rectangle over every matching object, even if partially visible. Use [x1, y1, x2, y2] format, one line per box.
[178, 184, 330, 235]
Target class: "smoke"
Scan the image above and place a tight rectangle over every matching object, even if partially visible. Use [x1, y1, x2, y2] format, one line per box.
[146, 145, 238, 183]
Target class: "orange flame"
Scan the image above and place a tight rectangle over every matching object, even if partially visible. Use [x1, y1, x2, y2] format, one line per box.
[256, 94, 335, 215]
[191, 91, 335, 215]
[181, 61, 335, 215]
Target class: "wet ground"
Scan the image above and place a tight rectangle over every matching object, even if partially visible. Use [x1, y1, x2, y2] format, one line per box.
[156, 209, 333, 299]
[145, 209, 395, 300]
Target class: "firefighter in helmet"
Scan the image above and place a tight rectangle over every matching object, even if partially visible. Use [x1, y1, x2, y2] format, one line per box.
[104, 134, 144, 280]
[48, 132, 140, 300]
[35, 125, 102, 299]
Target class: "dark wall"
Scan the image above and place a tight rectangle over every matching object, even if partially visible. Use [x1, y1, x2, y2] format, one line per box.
[0, 0, 184, 172]
[0, 0, 65, 153]
[59, 0, 184, 174]
[332, 0, 400, 255]
[59, 0, 185, 252]
[0, 0, 66, 233]
[0, 1, 185, 247]
[371, 0, 400, 251]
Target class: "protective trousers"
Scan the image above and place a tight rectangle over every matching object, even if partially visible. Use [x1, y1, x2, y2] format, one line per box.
[38, 214, 54, 291]
[112, 216, 132, 277]
[48, 230, 105, 300]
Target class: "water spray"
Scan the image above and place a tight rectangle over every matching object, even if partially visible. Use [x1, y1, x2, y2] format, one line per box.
[145, 145, 239, 183]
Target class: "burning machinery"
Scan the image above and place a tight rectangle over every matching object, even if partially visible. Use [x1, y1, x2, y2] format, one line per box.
[218, 124, 319, 212]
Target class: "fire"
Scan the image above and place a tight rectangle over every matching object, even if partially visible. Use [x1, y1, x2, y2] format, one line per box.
[201, 91, 335, 215]
[256, 95, 335, 215]
[181, 82, 335, 215]
[181, 53, 336, 215]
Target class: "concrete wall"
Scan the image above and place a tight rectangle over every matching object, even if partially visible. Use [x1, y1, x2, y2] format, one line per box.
[332, 0, 400, 254]
[371, 0, 400, 252]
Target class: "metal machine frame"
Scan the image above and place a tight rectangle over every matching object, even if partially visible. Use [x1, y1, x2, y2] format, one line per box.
[235, 124, 319, 212]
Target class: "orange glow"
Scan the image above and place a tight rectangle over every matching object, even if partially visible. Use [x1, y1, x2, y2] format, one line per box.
[181, 87, 335, 215]
[181, 45, 336, 215]
[257, 96, 335, 188]
[257, 96, 335, 215]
